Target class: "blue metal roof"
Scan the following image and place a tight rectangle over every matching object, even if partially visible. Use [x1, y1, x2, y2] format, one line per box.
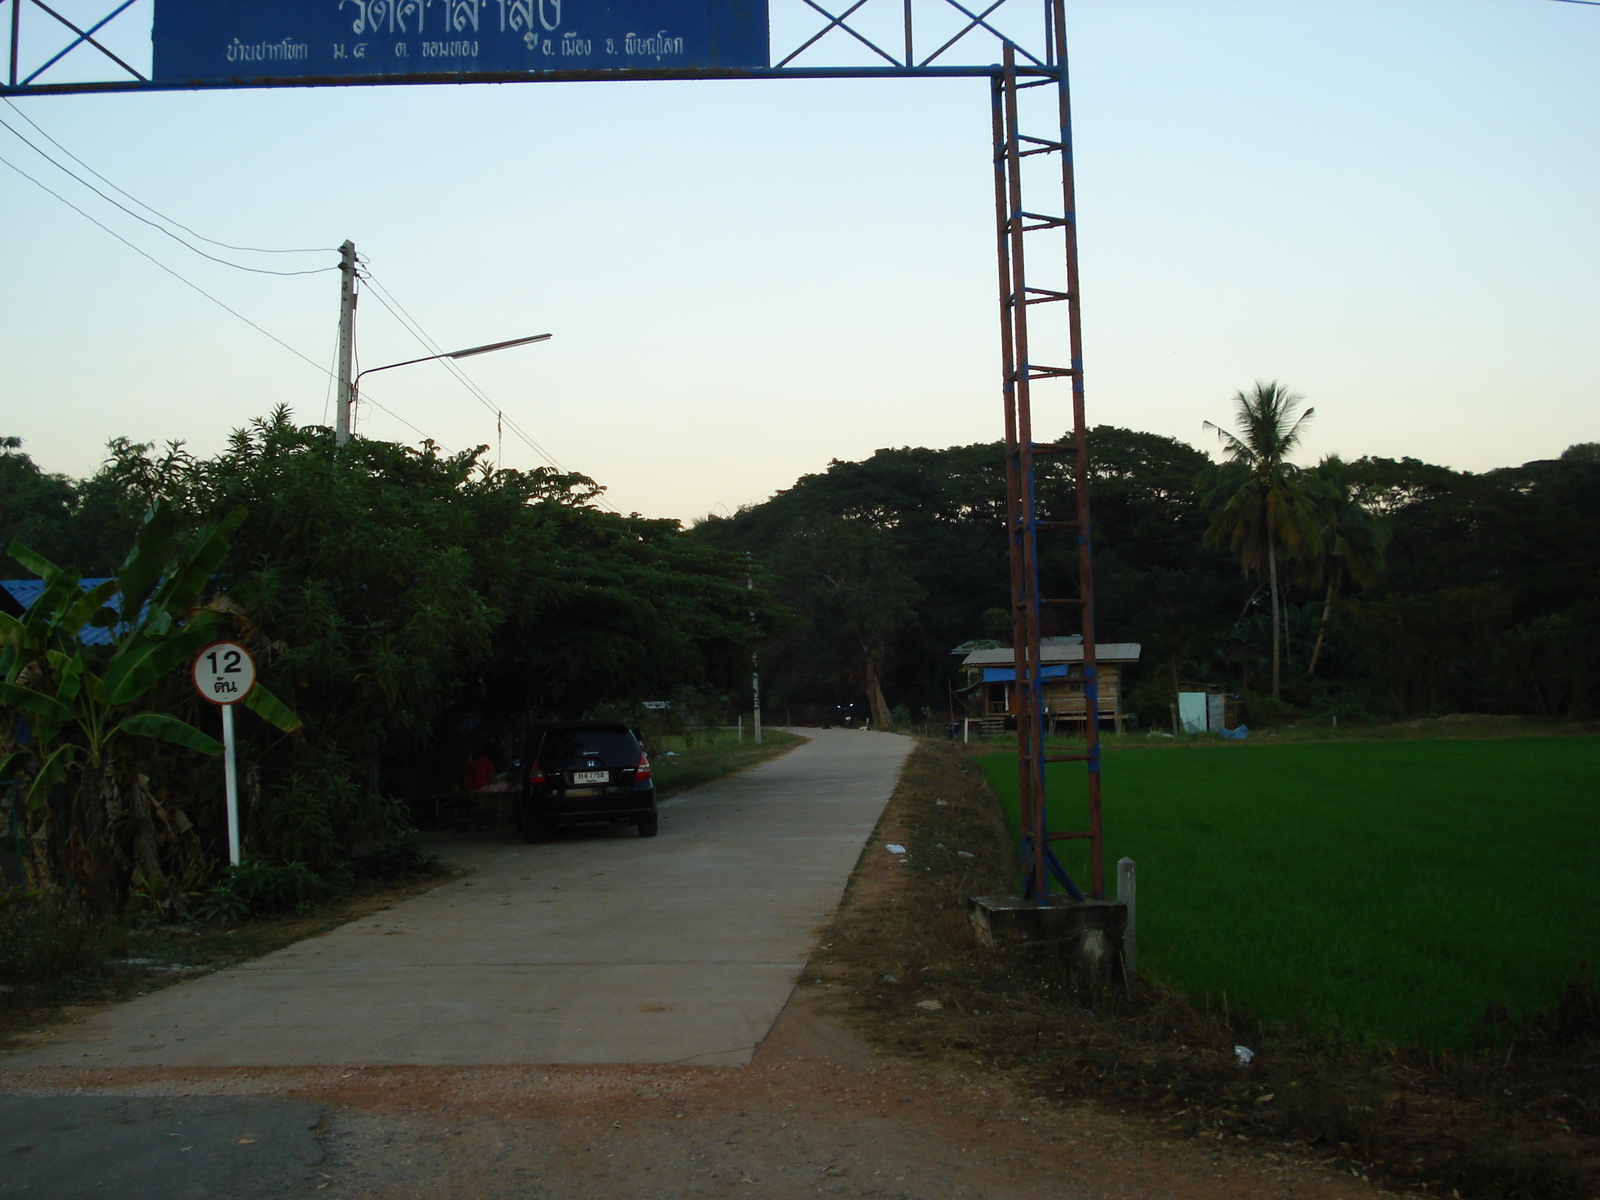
[0, 578, 121, 645]
[982, 664, 1072, 684]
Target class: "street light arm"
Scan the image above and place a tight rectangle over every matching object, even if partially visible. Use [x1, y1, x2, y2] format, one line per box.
[354, 333, 552, 384]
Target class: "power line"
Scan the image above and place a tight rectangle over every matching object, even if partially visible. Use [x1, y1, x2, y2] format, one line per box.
[0, 148, 436, 446]
[0, 112, 337, 277]
[0, 150, 335, 376]
[1, 97, 336, 256]
[356, 266, 618, 510]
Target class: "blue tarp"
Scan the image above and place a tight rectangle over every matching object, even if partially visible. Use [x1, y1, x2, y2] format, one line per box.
[981, 664, 1072, 684]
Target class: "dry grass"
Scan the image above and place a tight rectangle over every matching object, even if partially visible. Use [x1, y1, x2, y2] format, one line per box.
[807, 738, 1599, 1200]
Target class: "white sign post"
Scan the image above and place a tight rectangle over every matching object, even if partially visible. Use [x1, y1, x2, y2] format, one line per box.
[191, 642, 258, 867]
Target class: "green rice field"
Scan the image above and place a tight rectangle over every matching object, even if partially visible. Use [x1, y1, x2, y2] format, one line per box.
[977, 737, 1600, 1048]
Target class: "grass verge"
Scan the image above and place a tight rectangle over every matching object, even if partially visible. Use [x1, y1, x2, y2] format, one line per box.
[647, 728, 805, 800]
[808, 738, 1599, 1200]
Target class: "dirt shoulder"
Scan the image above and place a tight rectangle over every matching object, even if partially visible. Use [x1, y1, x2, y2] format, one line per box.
[0, 999, 1386, 1200]
[809, 738, 1599, 1200]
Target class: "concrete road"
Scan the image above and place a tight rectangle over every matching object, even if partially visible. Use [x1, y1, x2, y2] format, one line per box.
[3, 728, 911, 1070]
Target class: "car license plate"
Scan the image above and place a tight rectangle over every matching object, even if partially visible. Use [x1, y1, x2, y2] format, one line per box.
[572, 770, 608, 785]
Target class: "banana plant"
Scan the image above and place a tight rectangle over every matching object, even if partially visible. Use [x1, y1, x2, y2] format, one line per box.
[0, 501, 300, 908]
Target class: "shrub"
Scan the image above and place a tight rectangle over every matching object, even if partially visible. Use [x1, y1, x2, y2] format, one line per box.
[250, 751, 410, 873]
[195, 859, 333, 921]
[351, 836, 443, 881]
[0, 893, 98, 984]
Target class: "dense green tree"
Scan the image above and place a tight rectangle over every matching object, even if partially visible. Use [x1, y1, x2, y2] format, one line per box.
[2, 411, 783, 877]
[1302, 455, 1389, 677]
[693, 426, 1237, 720]
[762, 518, 921, 728]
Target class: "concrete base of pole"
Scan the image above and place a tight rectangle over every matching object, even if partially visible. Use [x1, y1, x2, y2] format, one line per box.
[967, 894, 1129, 985]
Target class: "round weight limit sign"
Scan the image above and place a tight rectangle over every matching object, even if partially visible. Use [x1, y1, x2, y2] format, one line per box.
[192, 642, 256, 705]
[192, 642, 257, 867]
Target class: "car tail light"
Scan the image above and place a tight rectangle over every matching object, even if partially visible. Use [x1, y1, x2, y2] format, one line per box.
[635, 751, 651, 782]
[528, 762, 547, 785]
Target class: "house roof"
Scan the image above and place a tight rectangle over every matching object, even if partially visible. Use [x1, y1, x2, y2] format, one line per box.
[0, 578, 121, 646]
[960, 642, 1141, 667]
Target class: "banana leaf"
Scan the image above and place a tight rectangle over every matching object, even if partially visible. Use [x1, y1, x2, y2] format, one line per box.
[60, 579, 120, 638]
[100, 617, 221, 707]
[6, 541, 64, 584]
[0, 681, 75, 729]
[115, 713, 222, 756]
[148, 506, 247, 618]
[116, 503, 177, 624]
[25, 744, 74, 809]
[242, 682, 304, 733]
[45, 650, 86, 706]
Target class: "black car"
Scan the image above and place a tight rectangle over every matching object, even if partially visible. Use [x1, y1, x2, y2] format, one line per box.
[520, 721, 657, 840]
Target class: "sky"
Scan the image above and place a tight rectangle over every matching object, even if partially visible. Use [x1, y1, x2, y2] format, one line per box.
[1, 0, 1596, 523]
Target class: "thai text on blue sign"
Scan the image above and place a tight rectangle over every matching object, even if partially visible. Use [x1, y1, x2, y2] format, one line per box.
[153, 0, 770, 82]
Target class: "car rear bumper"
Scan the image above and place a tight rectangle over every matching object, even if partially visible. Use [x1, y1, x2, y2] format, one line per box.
[526, 785, 656, 824]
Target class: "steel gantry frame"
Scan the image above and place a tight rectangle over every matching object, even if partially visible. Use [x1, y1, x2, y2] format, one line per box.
[993, 9, 1100, 906]
[2, 0, 1104, 906]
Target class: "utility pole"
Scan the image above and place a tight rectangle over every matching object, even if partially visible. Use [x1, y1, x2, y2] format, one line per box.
[747, 562, 762, 744]
[335, 239, 356, 445]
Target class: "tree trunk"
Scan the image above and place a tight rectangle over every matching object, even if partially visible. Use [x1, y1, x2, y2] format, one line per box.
[1268, 533, 1282, 700]
[863, 644, 892, 730]
[1307, 577, 1335, 677]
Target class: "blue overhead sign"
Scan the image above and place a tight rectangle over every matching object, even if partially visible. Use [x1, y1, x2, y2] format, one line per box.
[152, 0, 769, 82]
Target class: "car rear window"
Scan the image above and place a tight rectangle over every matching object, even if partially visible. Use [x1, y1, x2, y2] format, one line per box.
[540, 729, 638, 767]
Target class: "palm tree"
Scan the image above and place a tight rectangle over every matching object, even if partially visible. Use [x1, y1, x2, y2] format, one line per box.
[1199, 381, 1319, 700]
[1301, 455, 1389, 677]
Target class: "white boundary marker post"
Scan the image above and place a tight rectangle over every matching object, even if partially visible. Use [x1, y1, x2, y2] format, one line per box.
[1117, 856, 1138, 974]
[192, 642, 258, 868]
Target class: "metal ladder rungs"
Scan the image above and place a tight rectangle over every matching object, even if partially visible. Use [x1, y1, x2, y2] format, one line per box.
[1034, 519, 1079, 530]
[1018, 135, 1066, 157]
[1047, 830, 1094, 842]
[1015, 597, 1088, 609]
[1030, 441, 1077, 456]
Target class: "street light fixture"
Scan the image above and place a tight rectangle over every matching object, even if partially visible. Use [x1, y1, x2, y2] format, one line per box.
[338, 333, 552, 444]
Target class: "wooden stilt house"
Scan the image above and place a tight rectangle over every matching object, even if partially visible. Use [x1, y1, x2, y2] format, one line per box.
[955, 636, 1141, 733]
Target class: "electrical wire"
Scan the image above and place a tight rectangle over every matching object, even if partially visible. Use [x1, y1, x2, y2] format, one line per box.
[0, 150, 336, 375]
[357, 270, 567, 468]
[0, 148, 435, 446]
[0, 113, 337, 276]
[356, 265, 620, 511]
[1, 97, 336, 256]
